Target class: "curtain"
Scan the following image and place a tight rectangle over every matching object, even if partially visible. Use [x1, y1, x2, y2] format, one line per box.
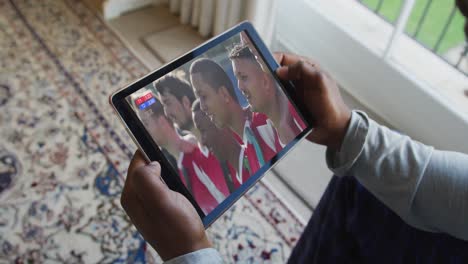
[169, 0, 244, 38]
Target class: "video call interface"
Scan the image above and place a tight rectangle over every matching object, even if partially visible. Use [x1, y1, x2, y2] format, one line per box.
[126, 31, 307, 215]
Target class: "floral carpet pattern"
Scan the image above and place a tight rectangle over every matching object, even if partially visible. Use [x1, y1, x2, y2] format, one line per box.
[0, 0, 304, 263]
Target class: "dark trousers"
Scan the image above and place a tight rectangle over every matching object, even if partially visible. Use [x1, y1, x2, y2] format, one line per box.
[287, 176, 468, 264]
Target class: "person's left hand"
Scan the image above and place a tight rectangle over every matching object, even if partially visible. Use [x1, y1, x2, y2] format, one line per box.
[121, 151, 211, 261]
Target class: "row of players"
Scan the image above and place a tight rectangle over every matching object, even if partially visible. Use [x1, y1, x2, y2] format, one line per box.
[138, 42, 306, 214]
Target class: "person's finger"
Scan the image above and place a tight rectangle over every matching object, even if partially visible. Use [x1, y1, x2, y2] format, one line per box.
[274, 52, 299, 66]
[275, 52, 322, 69]
[120, 172, 133, 213]
[121, 152, 149, 216]
[131, 161, 170, 208]
[276, 60, 320, 82]
[275, 52, 307, 67]
[121, 175, 158, 246]
[122, 157, 158, 244]
[121, 151, 142, 213]
[128, 150, 147, 175]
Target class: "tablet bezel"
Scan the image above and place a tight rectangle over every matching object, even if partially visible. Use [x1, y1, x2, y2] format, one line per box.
[110, 21, 314, 227]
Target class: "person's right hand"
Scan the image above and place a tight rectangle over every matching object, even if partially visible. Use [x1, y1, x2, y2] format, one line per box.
[274, 52, 352, 151]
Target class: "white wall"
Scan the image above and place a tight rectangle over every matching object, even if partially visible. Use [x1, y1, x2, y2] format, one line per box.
[103, 0, 166, 19]
[243, 0, 276, 46]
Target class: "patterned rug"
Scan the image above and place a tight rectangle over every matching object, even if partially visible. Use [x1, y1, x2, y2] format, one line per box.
[0, 0, 304, 263]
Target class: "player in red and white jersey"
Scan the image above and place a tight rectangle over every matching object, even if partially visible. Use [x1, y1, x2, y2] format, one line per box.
[137, 93, 196, 170]
[177, 146, 230, 215]
[250, 111, 283, 161]
[229, 43, 308, 151]
[189, 59, 265, 182]
[288, 101, 307, 138]
[192, 99, 251, 189]
[230, 125, 262, 185]
[228, 110, 265, 172]
[138, 96, 218, 210]
[150, 74, 232, 214]
[140, 98, 228, 214]
[152, 74, 200, 138]
[193, 146, 231, 197]
[226, 160, 249, 189]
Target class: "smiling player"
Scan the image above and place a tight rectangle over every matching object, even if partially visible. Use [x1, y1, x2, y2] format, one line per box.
[189, 58, 265, 184]
[153, 75, 199, 138]
[192, 99, 251, 189]
[229, 43, 306, 156]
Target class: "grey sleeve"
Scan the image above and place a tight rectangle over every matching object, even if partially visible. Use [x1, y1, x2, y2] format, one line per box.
[326, 111, 468, 240]
[164, 248, 223, 264]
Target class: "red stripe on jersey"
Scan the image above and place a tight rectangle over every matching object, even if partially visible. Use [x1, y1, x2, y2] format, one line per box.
[227, 162, 249, 189]
[230, 120, 261, 176]
[251, 112, 283, 161]
[288, 102, 307, 135]
[178, 147, 230, 215]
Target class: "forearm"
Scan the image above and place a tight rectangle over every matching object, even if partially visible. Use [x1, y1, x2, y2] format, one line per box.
[327, 111, 468, 240]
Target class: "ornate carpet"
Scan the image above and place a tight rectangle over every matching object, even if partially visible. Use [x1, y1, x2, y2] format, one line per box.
[0, 0, 304, 263]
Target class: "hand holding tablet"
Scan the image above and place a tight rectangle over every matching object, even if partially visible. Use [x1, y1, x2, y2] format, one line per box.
[112, 21, 351, 260]
[121, 151, 211, 261]
[111, 21, 313, 225]
[273, 53, 351, 151]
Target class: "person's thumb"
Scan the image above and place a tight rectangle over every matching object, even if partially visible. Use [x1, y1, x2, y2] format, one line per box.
[130, 161, 170, 207]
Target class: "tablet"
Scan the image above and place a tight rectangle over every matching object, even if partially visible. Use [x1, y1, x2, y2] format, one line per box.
[110, 21, 313, 227]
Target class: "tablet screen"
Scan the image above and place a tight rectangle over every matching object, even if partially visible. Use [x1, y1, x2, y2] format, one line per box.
[125, 31, 307, 216]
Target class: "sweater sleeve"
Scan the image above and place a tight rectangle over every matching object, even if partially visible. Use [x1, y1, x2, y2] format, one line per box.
[326, 111, 468, 240]
[164, 248, 223, 264]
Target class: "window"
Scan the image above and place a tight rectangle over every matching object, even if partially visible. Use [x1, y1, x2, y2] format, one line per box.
[272, 0, 468, 153]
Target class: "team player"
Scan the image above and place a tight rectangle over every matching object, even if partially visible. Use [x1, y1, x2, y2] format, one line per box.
[176, 142, 230, 215]
[152, 75, 199, 138]
[192, 99, 251, 189]
[153, 76, 233, 214]
[239, 31, 267, 70]
[137, 94, 197, 190]
[138, 94, 226, 214]
[237, 41, 306, 135]
[229, 43, 306, 154]
[189, 58, 264, 183]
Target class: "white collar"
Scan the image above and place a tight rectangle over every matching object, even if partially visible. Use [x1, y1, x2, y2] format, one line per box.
[236, 145, 246, 185]
[199, 145, 210, 158]
[177, 152, 184, 169]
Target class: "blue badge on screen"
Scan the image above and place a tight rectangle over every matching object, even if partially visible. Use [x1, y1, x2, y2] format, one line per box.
[138, 97, 156, 110]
